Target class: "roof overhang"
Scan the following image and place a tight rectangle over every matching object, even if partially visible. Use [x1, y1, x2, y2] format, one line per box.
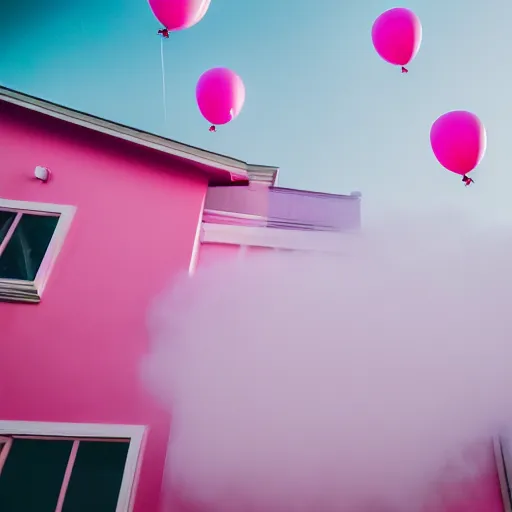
[0, 86, 278, 186]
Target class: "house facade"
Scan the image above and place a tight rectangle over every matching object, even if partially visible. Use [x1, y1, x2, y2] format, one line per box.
[0, 86, 507, 512]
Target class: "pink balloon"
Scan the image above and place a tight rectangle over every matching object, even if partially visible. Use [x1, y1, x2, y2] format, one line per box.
[196, 68, 245, 127]
[430, 111, 487, 175]
[148, 0, 210, 31]
[372, 8, 422, 68]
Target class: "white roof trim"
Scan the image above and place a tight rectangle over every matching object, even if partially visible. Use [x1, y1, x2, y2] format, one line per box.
[200, 222, 356, 253]
[202, 209, 267, 227]
[0, 87, 278, 182]
[246, 165, 278, 185]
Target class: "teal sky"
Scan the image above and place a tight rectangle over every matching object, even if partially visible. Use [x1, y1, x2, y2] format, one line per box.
[1, 0, 511, 222]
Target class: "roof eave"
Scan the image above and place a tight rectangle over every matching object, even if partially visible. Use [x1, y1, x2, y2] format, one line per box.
[0, 87, 278, 184]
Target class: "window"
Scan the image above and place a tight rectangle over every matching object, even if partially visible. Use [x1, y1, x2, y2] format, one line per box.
[0, 422, 145, 512]
[0, 199, 75, 303]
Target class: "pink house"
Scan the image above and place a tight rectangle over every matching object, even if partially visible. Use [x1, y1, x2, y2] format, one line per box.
[0, 85, 507, 512]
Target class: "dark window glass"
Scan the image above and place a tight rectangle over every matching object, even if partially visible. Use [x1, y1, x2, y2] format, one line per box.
[0, 211, 16, 245]
[0, 438, 72, 512]
[62, 441, 130, 512]
[0, 213, 59, 280]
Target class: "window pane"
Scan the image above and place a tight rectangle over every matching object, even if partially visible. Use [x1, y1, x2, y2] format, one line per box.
[0, 213, 59, 280]
[0, 211, 16, 245]
[62, 441, 130, 512]
[0, 438, 72, 512]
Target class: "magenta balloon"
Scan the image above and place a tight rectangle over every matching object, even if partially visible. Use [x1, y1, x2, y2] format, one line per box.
[430, 111, 487, 175]
[371, 8, 422, 66]
[148, 0, 210, 31]
[196, 68, 245, 126]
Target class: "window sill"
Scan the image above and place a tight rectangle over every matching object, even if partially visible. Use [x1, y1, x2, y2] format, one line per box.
[0, 279, 40, 303]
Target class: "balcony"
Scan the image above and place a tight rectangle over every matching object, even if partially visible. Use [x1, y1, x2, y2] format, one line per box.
[203, 185, 361, 232]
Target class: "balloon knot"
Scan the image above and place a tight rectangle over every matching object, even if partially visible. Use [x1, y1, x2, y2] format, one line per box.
[158, 28, 169, 38]
[462, 175, 474, 187]
[401, 66, 408, 73]
[209, 125, 216, 132]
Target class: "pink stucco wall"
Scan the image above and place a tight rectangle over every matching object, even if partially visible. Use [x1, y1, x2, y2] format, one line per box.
[0, 101, 208, 511]
[425, 441, 503, 512]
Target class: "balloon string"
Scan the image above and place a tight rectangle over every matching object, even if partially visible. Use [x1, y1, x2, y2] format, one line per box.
[160, 37, 167, 124]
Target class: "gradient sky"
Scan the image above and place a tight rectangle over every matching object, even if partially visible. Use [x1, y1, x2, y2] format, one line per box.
[1, 0, 511, 222]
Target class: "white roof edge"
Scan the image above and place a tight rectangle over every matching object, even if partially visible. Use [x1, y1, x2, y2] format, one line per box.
[0, 87, 278, 181]
[200, 222, 356, 253]
[246, 164, 279, 185]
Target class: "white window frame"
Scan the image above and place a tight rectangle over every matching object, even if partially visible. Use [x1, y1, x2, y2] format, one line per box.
[0, 199, 76, 303]
[0, 420, 145, 512]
